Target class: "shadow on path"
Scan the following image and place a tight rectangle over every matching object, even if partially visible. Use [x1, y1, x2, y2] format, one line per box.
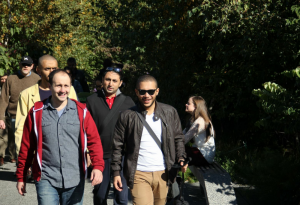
[0, 170, 17, 182]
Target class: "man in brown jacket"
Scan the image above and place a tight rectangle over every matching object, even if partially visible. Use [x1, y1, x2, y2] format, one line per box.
[112, 75, 187, 205]
[0, 56, 40, 163]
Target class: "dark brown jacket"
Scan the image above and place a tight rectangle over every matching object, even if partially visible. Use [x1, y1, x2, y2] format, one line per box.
[111, 101, 186, 189]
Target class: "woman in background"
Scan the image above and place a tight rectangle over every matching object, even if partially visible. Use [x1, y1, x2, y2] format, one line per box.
[184, 96, 215, 166]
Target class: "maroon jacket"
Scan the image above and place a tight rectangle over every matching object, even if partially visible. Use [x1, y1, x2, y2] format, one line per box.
[16, 99, 105, 182]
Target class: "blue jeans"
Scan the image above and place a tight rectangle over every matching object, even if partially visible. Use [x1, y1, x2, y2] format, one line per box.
[35, 178, 85, 205]
[93, 157, 128, 205]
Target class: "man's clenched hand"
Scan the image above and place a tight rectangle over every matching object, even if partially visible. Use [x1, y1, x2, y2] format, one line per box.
[0, 120, 6, 130]
[113, 176, 123, 192]
[90, 169, 103, 186]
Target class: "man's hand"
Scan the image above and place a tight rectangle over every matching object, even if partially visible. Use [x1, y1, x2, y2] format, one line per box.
[113, 176, 123, 192]
[0, 120, 6, 130]
[90, 169, 103, 186]
[180, 160, 188, 173]
[86, 153, 92, 167]
[16, 182, 27, 196]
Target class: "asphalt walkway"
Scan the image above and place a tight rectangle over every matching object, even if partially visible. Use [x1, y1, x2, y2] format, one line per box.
[0, 159, 254, 205]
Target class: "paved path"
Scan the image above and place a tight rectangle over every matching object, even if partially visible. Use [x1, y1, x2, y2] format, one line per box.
[0, 161, 208, 205]
[0, 160, 253, 205]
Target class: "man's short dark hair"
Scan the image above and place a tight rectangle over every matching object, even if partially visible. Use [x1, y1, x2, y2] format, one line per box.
[103, 58, 112, 69]
[103, 69, 123, 81]
[67, 57, 76, 64]
[49, 69, 72, 85]
[136, 75, 158, 89]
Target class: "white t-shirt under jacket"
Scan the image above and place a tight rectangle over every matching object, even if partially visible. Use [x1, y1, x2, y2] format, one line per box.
[137, 113, 165, 172]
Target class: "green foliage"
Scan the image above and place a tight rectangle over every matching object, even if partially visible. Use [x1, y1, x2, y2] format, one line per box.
[0, 46, 11, 76]
[178, 167, 198, 184]
[103, 0, 300, 146]
[253, 67, 300, 140]
[1, 1, 300, 202]
[215, 153, 237, 181]
[0, 0, 115, 80]
[237, 148, 300, 205]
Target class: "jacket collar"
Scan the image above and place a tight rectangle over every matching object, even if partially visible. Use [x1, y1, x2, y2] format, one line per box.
[71, 98, 87, 110]
[99, 88, 122, 99]
[17, 70, 32, 78]
[31, 81, 41, 97]
[31, 80, 41, 96]
[136, 101, 165, 122]
[33, 97, 86, 112]
[43, 97, 76, 111]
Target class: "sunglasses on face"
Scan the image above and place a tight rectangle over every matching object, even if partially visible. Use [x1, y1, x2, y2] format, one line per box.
[106, 67, 122, 73]
[138, 89, 157, 95]
[22, 63, 32, 67]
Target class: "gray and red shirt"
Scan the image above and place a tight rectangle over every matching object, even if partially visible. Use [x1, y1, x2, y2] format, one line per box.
[41, 98, 81, 188]
[16, 98, 105, 183]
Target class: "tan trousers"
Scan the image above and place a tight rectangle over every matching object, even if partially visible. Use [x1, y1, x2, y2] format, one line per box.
[131, 170, 168, 205]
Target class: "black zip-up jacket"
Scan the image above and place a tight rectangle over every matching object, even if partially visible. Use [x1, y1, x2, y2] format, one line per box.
[111, 101, 186, 189]
[86, 89, 135, 159]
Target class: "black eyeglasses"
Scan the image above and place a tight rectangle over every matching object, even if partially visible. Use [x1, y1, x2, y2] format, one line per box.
[138, 89, 157, 95]
[22, 63, 32, 67]
[106, 67, 122, 73]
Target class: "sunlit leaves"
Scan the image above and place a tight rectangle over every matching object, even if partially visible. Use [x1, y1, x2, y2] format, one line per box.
[253, 67, 300, 133]
[0, 46, 12, 75]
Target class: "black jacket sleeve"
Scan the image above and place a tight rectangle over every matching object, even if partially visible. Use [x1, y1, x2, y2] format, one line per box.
[111, 112, 127, 176]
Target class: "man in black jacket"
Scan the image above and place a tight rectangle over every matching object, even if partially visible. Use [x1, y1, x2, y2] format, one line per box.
[86, 67, 135, 205]
[112, 75, 187, 205]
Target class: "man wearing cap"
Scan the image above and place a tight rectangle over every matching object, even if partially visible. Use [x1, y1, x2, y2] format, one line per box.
[86, 67, 135, 205]
[0, 56, 40, 163]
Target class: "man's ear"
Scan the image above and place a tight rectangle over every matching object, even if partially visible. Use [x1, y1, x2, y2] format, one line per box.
[36, 66, 41, 75]
[156, 88, 159, 95]
[119, 80, 123, 87]
[135, 89, 139, 96]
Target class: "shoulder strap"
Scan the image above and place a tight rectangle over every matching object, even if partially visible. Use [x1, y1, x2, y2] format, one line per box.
[99, 94, 126, 131]
[135, 111, 162, 151]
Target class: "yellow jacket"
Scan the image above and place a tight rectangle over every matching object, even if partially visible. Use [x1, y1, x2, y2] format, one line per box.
[15, 82, 78, 155]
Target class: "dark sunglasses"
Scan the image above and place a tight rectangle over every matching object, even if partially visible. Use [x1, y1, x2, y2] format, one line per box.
[138, 89, 157, 95]
[106, 67, 122, 73]
[22, 63, 32, 67]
